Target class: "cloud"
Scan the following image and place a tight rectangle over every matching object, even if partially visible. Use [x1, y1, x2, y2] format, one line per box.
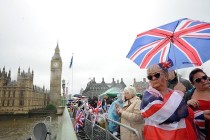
[1, 0, 210, 94]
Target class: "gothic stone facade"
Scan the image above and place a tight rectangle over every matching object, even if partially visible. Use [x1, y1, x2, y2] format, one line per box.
[132, 78, 148, 94]
[0, 67, 48, 114]
[82, 77, 148, 99]
[82, 77, 126, 98]
[50, 44, 62, 106]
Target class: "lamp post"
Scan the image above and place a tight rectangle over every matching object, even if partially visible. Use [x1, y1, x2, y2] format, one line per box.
[62, 79, 66, 106]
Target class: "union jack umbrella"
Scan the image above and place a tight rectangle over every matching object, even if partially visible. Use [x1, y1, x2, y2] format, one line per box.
[126, 18, 210, 70]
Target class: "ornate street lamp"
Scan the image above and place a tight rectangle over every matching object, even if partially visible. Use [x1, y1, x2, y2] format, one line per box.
[62, 79, 65, 96]
[62, 79, 65, 106]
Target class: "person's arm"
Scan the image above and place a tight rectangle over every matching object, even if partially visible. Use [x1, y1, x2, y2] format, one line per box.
[141, 90, 187, 124]
[204, 110, 210, 120]
[120, 99, 142, 122]
[174, 82, 186, 93]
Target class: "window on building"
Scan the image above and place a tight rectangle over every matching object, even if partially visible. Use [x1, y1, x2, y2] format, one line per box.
[8, 91, 10, 97]
[12, 100, 14, 106]
[20, 90, 24, 98]
[13, 91, 15, 97]
[3, 91, 6, 97]
[2, 100, 4, 106]
[7, 100, 9, 106]
[19, 90, 24, 106]
[19, 100, 24, 106]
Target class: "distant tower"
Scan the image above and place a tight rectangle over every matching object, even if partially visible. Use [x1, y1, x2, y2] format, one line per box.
[50, 43, 62, 106]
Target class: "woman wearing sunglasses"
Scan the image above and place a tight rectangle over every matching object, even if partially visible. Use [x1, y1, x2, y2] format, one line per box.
[140, 61, 210, 140]
[184, 68, 210, 140]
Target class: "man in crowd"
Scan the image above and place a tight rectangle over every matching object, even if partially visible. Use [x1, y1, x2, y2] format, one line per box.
[168, 70, 193, 93]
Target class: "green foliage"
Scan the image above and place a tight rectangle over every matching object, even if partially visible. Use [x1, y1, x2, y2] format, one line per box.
[45, 104, 56, 110]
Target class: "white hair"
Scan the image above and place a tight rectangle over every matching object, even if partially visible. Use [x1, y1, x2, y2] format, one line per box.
[124, 86, 137, 97]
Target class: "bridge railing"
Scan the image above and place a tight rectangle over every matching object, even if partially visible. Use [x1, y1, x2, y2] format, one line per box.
[68, 101, 143, 140]
[83, 111, 143, 140]
[83, 113, 119, 140]
[56, 106, 77, 140]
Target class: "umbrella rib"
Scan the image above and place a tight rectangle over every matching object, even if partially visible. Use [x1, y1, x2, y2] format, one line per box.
[141, 38, 170, 68]
[129, 40, 160, 60]
[173, 37, 202, 65]
[175, 22, 210, 37]
[170, 20, 182, 43]
[149, 28, 172, 38]
[130, 28, 173, 61]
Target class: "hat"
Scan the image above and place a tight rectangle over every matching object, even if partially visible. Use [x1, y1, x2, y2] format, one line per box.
[158, 58, 173, 71]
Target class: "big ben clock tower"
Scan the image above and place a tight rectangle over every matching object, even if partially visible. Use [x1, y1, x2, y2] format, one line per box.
[50, 43, 62, 106]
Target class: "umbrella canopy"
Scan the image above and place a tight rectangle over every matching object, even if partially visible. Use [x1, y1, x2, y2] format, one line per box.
[73, 94, 82, 98]
[99, 87, 123, 100]
[126, 18, 210, 71]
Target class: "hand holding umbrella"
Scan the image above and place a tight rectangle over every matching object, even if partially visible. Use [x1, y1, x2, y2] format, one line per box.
[174, 82, 186, 93]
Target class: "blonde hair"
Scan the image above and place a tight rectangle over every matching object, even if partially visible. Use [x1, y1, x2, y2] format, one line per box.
[147, 64, 168, 76]
[124, 86, 137, 97]
[147, 64, 162, 74]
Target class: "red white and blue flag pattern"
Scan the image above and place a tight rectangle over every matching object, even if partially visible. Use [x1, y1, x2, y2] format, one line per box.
[140, 88, 197, 140]
[127, 18, 210, 70]
[74, 109, 85, 133]
[194, 110, 207, 138]
[93, 100, 102, 114]
[92, 100, 102, 125]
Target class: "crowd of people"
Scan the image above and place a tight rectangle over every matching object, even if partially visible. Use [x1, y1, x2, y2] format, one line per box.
[69, 60, 210, 140]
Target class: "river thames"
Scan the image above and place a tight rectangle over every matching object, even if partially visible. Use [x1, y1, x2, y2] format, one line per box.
[0, 114, 59, 140]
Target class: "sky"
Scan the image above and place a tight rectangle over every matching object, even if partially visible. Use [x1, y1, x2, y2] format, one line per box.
[0, 0, 210, 95]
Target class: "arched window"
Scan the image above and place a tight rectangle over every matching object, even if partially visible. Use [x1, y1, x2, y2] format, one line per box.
[19, 100, 24, 106]
[2, 100, 4, 106]
[3, 91, 6, 97]
[20, 90, 24, 97]
[19, 91, 24, 106]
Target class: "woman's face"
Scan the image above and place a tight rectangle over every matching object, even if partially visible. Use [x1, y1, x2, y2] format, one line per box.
[123, 91, 133, 100]
[193, 72, 209, 90]
[147, 65, 168, 90]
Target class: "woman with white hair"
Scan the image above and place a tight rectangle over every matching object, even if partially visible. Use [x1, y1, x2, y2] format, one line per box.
[116, 86, 144, 140]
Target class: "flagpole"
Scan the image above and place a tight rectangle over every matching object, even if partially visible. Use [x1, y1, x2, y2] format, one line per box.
[72, 53, 74, 95]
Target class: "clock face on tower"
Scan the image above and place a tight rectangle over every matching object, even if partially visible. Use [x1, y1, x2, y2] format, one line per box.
[53, 62, 58, 68]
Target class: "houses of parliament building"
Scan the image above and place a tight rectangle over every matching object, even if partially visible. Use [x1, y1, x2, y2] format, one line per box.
[0, 67, 48, 114]
[0, 44, 62, 114]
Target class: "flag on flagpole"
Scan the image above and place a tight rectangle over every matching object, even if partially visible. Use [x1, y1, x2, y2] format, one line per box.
[74, 109, 85, 133]
[69, 56, 73, 69]
[92, 97, 102, 126]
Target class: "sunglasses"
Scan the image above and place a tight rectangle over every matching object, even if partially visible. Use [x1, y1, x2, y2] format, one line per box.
[147, 73, 161, 80]
[194, 75, 208, 83]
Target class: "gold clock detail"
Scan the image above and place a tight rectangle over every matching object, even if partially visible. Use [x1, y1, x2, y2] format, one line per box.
[53, 62, 58, 68]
